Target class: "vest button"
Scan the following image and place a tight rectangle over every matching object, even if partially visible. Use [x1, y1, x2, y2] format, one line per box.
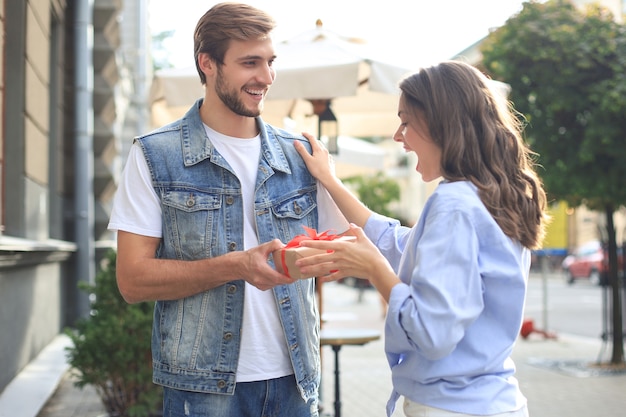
[226, 196, 234, 204]
[224, 332, 233, 340]
[227, 285, 237, 294]
[217, 380, 227, 389]
[228, 242, 237, 251]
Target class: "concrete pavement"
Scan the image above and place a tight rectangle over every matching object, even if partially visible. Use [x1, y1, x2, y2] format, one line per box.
[319, 280, 626, 417]
[6, 276, 626, 417]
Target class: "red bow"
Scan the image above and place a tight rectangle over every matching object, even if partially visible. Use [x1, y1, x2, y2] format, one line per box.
[284, 226, 340, 248]
[281, 226, 340, 278]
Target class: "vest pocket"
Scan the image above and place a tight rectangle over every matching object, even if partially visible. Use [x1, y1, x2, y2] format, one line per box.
[161, 190, 223, 258]
[162, 190, 222, 212]
[271, 192, 316, 220]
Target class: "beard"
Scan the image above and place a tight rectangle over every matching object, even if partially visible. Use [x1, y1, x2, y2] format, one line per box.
[215, 66, 263, 118]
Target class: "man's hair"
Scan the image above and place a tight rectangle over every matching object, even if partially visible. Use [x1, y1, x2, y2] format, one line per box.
[193, 2, 276, 84]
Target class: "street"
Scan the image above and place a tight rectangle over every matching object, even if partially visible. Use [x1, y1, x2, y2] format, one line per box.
[525, 271, 625, 344]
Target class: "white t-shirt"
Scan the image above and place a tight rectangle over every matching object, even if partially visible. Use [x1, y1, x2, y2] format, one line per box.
[108, 126, 348, 382]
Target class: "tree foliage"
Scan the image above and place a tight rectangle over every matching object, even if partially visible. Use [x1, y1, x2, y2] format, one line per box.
[65, 249, 162, 417]
[152, 30, 175, 72]
[343, 172, 401, 218]
[481, 0, 626, 209]
[481, 0, 626, 364]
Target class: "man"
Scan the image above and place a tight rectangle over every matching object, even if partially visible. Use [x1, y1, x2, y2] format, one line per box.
[108, 3, 346, 416]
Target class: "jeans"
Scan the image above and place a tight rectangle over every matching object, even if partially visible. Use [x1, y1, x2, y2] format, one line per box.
[403, 399, 529, 417]
[162, 374, 319, 417]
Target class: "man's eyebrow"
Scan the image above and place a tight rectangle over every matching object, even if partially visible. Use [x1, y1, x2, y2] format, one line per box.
[237, 54, 276, 61]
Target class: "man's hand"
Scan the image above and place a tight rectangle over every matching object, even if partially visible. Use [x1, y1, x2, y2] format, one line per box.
[242, 239, 297, 291]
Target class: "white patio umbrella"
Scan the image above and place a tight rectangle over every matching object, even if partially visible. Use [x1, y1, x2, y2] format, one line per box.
[150, 20, 413, 138]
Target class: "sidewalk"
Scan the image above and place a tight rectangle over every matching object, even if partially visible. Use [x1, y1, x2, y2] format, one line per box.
[21, 281, 626, 416]
[319, 282, 626, 417]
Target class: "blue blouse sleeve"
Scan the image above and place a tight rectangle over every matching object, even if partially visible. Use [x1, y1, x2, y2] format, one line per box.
[363, 212, 412, 274]
[383, 207, 485, 361]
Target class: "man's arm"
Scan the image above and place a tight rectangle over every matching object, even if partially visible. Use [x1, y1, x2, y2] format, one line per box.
[115, 230, 294, 304]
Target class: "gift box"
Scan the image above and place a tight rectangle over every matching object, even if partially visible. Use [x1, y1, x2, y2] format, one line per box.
[272, 226, 355, 279]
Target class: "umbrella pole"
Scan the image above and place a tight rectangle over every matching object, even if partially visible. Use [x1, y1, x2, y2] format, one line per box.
[310, 99, 338, 154]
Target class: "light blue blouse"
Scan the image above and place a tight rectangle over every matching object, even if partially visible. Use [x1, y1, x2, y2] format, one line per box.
[364, 180, 529, 416]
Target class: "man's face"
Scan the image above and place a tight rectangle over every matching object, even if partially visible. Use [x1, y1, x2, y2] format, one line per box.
[214, 38, 276, 118]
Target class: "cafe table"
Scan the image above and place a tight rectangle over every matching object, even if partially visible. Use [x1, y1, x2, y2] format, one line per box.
[320, 327, 381, 417]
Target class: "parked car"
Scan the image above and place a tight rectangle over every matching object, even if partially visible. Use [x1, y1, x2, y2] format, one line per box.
[561, 240, 624, 285]
[562, 240, 604, 285]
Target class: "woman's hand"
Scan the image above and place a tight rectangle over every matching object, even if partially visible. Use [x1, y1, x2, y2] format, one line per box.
[294, 225, 399, 300]
[295, 133, 373, 228]
[294, 132, 337, 186]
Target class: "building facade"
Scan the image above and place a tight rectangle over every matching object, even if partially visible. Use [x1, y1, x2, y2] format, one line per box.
[0, 0, 149, 395]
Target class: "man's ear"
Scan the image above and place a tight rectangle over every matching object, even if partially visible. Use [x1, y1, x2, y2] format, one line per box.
[197, 53, 216, 77]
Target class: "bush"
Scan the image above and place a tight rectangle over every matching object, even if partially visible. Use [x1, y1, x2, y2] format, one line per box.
[65, 249, 162, 417]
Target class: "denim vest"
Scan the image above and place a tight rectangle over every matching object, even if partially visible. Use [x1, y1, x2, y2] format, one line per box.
[136, 100, 320, 402]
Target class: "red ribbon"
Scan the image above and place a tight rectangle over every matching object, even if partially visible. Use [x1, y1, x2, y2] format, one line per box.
[281, 226, 340, 278]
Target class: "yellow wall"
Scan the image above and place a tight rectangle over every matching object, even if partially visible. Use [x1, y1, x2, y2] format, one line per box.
[542, 201, 568, 251]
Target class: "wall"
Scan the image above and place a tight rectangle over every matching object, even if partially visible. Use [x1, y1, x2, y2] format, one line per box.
[0, 261, 66, 391]
[0, 0, 75, 394]
[0, 0, 138, 396]
[0, 0, 4, 218]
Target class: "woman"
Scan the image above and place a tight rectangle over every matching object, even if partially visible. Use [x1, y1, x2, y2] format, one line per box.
[294, 61, 549, 417]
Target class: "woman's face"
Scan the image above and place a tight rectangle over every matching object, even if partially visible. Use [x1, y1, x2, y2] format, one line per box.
[393, 101, 442, 182]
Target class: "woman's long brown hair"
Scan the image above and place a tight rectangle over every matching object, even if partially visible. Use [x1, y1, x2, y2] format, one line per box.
[399, 61, 549, 249]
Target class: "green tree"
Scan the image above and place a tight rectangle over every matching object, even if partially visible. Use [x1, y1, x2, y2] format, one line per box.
[343, 172, 401, 218]
[481, 0, 626, 364]
[152, 30, 175, 72]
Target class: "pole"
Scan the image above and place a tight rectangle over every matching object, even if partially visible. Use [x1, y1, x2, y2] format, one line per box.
[540, 255, 549, 333]
[74, 0, 95, 318]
